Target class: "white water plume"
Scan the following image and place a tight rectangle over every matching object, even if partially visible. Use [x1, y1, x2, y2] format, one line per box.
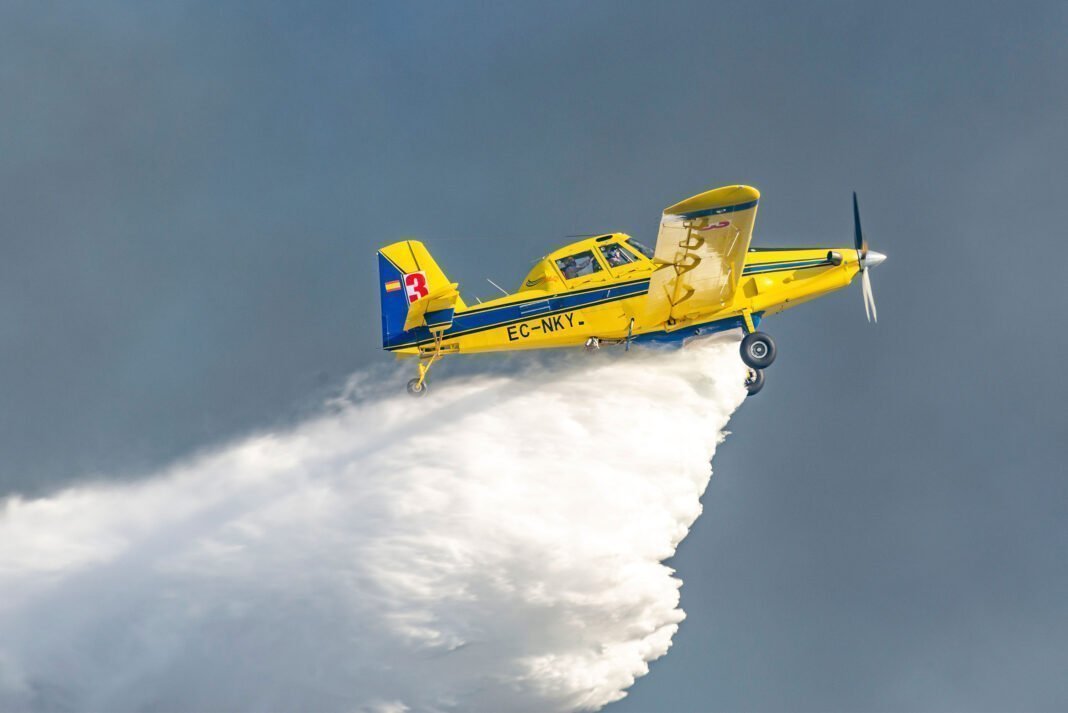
[0, 337, 748, 712]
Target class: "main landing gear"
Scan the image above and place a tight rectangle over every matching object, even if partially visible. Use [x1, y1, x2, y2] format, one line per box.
[739, 314, 776, 397]
[744, 368, 765, 396]
[740, 331, 776, 369]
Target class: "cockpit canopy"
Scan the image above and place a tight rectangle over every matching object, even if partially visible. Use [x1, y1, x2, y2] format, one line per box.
[519, 233, 655, 293]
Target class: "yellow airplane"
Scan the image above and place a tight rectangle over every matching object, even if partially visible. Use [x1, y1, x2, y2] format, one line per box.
[377, 185, 885, 396]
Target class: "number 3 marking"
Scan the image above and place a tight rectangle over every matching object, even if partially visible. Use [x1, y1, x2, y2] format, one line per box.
[404, 271, 429, 304]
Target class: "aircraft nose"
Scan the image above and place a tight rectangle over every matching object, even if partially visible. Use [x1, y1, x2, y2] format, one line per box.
[861, 250, 886, 269]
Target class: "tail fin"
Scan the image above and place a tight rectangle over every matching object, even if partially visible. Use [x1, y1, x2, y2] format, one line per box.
[377, 240, 465, 351]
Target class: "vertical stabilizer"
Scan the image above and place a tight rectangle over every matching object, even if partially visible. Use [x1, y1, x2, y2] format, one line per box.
[376, 240, 463, 350]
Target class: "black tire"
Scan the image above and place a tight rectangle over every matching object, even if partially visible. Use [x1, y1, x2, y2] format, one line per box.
[740, 331, 776, 369]
[406, 378, 428, 397]
[745, 368, 765, 396]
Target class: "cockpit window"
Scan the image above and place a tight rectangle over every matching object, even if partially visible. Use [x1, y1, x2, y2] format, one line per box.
[599, 243, 637, 268]
[555, 250, 603, 280]
[626, 238, 655, 259]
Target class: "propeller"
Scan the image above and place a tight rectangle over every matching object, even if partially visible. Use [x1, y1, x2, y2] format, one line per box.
[853, 192, 885, 322]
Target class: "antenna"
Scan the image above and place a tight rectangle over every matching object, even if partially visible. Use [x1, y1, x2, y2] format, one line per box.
[486, 278, 509, 296]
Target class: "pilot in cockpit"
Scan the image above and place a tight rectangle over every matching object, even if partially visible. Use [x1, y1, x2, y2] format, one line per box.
[601, 244, 633, 268]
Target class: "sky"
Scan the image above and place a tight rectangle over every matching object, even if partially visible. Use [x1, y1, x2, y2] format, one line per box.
[2, 1, 1067, 710]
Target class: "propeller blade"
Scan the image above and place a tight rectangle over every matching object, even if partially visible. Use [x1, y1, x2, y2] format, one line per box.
[861, 269, 871, 322]
[853, 192, 865, 257]
[853, 193, 880, 323]
[862, 268, 878, 323]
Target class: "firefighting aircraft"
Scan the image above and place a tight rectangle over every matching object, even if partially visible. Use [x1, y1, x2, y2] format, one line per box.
[377, 185, 885, 396]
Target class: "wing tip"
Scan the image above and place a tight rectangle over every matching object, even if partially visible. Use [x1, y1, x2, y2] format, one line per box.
[665, 184, 760, 216]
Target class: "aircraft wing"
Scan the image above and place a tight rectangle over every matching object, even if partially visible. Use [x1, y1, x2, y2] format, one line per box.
[646, 185, 760, 323]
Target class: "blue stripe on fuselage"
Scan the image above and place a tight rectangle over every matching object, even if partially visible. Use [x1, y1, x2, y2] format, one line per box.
[384, 278, 652, 349]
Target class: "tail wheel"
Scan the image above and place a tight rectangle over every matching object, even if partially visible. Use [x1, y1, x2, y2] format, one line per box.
[406, 378, 428, 397]
[740, 331, 776, 369]
[744, 368, 765, 396]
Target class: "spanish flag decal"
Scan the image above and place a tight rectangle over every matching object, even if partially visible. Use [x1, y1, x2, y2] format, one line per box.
[384, 280, 401, 292]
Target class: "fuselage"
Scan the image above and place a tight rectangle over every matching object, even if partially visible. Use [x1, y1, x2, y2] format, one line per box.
[388, 233, 863, 357]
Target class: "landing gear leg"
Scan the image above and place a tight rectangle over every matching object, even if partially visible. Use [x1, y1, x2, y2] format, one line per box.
[742, 310, 757, 336]
[407, 333, 443, 397]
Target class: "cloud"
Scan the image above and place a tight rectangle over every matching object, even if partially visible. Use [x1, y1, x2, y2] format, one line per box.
[0, 338, 747, 712]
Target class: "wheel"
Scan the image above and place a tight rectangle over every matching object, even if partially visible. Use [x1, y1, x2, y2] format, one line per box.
[406, 378, 428, 397]
[740, 331, 776, 369]
[744, 368, 765, 396]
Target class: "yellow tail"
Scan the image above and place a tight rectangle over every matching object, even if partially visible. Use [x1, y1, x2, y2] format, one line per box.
[376, 240, 465, 350]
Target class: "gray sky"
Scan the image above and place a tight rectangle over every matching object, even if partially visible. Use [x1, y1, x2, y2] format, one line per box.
[2, 2, 1067, 710]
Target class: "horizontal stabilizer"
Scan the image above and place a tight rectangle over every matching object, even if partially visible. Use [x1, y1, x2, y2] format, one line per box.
[404, 283, 461, 332]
